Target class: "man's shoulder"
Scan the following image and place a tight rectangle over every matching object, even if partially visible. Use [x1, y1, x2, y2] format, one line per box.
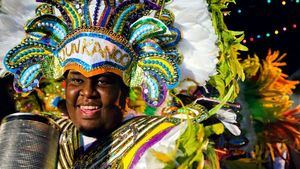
[122, 115, 181, 126]
[73, 115, 183, 168]
[53, 117, 77, 133]
[54, 117, 81, 169]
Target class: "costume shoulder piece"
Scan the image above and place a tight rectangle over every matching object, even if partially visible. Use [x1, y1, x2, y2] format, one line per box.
[73, 116, 182, 168]
[55, 118, 81, 169]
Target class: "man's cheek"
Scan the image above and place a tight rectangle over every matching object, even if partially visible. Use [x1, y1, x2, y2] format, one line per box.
[101, 91, 120, 106]
[66, 87, 79, 103]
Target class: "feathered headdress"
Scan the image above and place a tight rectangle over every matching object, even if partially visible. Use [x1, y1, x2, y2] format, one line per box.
[1, 0, 222, 108]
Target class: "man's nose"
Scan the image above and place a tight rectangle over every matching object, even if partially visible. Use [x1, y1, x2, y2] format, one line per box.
[80, 80, 98, 98]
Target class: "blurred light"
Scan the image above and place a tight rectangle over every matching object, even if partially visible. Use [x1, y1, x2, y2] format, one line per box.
[274, 30, 279, 35]
[282, 1, 286, 5]
[256, 35, 261, 39]
[237, 9, 242, 14]
[266, 33, 271, 37]
[283, 27, 287, 31]
[242, 39, 247, 44]
[250, 37, 254, 42]
[267, 0, 272, 4]
[292, 24, 297, 29]
[296, 0, 300, 3]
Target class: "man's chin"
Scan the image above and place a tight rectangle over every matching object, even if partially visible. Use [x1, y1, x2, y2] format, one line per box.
[78, 125, 109, 138]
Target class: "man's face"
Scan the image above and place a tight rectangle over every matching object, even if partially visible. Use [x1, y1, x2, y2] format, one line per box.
[65, 70, 125, 137]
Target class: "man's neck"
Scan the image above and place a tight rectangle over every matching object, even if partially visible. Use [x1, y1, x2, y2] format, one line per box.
[81, 134, 97, 151]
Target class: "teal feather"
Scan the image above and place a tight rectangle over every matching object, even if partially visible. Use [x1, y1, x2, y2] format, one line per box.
[129, 17, 168, 44]
[25, 14, 68, 45]
[113, 4, 144, 34]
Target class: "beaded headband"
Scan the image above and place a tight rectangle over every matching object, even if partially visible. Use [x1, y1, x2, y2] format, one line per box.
[56, 28, 136, 78]
[3, 0, 182, 107]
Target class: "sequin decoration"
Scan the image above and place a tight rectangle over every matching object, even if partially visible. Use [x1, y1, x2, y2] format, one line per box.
[35, 4, 54, 16]
[4, 0, 182, 108]
[138, 57, 180, 89]
[25, 15, 69, 46]
[129, 17, 168, 44]
[113, 4, 144, 34]
[4, 41, 55, 92]
[142, 71, 167, 107]
[36, 0, 81, 29]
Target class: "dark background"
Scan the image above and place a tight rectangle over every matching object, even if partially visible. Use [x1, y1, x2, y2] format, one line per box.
[225, 0, 300, 78]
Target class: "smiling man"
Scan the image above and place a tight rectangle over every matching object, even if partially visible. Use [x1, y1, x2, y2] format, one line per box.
[65, 70, 126, 138]
[59, 69, 184, 168]
[2, 0, 185, 167]
[2, 0, 234, 168]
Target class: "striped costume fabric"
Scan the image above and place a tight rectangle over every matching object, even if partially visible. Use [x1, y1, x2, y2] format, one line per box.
[55, 118, 81, 169]
[55, 116, 180, 168]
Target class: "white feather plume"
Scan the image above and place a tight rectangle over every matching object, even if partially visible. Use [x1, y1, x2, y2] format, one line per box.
[216, 109, 238, 123]
[166, 0, 219, 85]
[221, 121, 241, 136]
[216, 109, 241, 136]
[0, 0, 37, 69]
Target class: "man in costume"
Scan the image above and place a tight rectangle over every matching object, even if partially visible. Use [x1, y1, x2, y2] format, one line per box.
[1, 0, 247, 168]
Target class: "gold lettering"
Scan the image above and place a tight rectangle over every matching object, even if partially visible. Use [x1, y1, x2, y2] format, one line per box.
[121, 54, 130, 66]
[71, 39, 80, 54]
[82, 38, 92, 56]
[59, 38, 130, 66]
[92, 41, 101, 56]
[103, 46, 110, 59]
[66, 43, 73, 57]
[109, 46, 118, 61]
[59, 49, 66, 61]
[98, 43, 106, 58]
[107, 46, 129, 66]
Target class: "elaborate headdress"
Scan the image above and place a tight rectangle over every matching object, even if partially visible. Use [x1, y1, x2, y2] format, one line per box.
[2, 0, 221, 108]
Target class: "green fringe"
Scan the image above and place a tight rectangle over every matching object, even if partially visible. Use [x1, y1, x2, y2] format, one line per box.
[207, 0, 248, 102]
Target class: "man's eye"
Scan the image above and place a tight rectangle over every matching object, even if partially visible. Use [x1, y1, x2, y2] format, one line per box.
[97, 77, 115, 86]
[97, 80, 110, 86]
[70, 78, 83, 85]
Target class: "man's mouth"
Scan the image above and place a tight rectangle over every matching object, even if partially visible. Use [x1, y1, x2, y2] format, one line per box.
[79, 105, 101, 117]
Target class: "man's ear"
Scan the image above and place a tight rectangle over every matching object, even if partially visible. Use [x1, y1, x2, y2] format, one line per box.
[119, 85, 129, 109]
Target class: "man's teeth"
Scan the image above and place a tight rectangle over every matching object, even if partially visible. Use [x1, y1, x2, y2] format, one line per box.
[80, 106, 100, 110]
